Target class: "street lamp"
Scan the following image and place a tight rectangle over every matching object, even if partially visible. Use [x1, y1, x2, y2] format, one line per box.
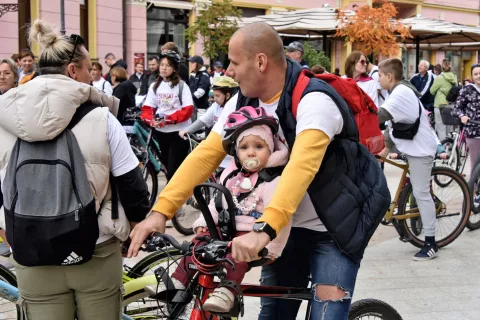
[60, 0, 66, 35]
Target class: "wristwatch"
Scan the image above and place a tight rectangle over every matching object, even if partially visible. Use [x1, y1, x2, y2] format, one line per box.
[253, 222, 276, 241]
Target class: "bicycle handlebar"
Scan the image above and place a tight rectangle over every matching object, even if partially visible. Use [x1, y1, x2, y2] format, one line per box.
[467, 119, 480, 126]
[144, 232, 269, 261]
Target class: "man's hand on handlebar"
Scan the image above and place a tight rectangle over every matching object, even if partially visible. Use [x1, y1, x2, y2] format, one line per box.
[179, 130, 187, 139]
[127, 211, 168, 258]
[231, 231, 270, 263]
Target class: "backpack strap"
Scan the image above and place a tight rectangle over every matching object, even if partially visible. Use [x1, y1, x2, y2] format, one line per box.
[291, 71, 312, 119]
[67, 104, 119, 220]
[102, 80, 106, 92]
[67, 103, 99, 130]
[178, 80, 184, 106]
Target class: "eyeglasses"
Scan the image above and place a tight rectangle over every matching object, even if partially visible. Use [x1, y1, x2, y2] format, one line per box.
[68, 34, 85, 65]
[358, 59, 368, 66]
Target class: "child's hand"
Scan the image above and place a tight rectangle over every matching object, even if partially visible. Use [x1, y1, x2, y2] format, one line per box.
[194, 227, 208, 235]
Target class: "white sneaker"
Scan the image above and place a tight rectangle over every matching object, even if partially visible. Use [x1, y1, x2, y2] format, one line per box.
[202, 287, 235, 313]
[144, 277, 186, 298]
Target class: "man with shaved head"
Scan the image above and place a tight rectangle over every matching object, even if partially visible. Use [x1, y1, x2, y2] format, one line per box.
[128, 22, 389, 320]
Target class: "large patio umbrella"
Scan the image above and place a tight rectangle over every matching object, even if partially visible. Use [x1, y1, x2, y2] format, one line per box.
[400, 16, 480, 70]
[238, 7, 341, 51]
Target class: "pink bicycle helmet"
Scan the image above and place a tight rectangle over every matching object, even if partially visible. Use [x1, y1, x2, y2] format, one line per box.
[222, 106, 279, 155]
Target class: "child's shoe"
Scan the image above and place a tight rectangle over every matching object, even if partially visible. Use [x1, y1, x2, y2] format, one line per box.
[202, 287, 235, 313]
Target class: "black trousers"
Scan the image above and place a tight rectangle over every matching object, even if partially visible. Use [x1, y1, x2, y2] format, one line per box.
[153, 130, 190, 181]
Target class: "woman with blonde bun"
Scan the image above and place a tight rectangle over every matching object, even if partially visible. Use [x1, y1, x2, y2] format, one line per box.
[0, 20, 150, 320]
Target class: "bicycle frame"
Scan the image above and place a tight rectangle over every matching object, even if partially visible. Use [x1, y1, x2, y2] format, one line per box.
[381, 157, 421, 222]
[186, 273, 312, 320]
[129, 119, 164, 173]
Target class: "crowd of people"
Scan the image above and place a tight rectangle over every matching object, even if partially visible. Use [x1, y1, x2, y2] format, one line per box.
[0, 17, 479, 320]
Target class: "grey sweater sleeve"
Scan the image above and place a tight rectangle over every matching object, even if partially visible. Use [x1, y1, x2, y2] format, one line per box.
[378, 108, 394, 123]
[187, 119, 207, 133]
[383, 127, 394, 149]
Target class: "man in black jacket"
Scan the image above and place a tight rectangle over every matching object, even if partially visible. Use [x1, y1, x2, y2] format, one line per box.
[104, 53, 128, 84]
[410, 60, 435, 112]
[139, 56, 160, 96]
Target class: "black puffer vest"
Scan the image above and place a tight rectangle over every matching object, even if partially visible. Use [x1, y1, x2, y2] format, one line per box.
[236, 59, 391, 263]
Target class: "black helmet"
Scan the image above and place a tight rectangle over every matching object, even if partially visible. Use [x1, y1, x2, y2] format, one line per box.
[159, 50, 180, 69]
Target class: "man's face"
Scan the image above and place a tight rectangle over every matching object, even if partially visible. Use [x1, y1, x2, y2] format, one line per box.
[149, 59, 159, 73]
[226, 35, 258, 98]
[418, 62, 427, 74]
[215, 66, 223, 72]
[285, 50, 301, 62]
[104, 57, 114, 67]
[135, 64, 144, 74]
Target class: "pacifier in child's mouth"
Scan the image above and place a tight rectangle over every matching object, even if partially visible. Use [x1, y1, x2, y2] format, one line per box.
[243, 158, 260, 171]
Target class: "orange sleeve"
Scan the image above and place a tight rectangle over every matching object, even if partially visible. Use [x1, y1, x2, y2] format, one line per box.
[151, 132, 227, 219]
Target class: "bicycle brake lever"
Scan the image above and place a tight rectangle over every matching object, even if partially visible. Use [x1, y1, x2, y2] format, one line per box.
[216, 257, 235, 270]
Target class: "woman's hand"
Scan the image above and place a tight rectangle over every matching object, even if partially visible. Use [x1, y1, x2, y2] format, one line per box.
[179, 131, 187, 139]
[376, 147, 390, 162]
[461, 116, 470, 125]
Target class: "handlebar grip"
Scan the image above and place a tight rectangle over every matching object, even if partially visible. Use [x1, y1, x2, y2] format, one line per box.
[259, 248, 269, 258]
[468, 119, 480, 125]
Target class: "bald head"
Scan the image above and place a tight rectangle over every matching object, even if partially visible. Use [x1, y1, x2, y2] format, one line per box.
[232, 22, 286, 67]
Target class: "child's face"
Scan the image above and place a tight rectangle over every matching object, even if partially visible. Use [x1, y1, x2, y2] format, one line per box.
[378, 70, 392, 91]
[237, 135, 271, 172]
[213, 90, 227, 106]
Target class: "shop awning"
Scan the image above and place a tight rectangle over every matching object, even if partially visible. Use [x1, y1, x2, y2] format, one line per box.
[148, 0, 193, 10]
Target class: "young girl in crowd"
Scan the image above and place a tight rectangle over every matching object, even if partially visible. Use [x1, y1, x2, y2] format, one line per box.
[141, 50, 194, 181]
[179, 76, 239, 168]
[170, 106, 292, 313]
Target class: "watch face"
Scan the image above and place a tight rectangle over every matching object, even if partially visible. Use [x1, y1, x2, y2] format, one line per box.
[254, 222, 265, 231]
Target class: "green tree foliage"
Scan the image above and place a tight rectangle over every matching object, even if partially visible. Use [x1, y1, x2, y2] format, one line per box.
[302, 42, 331, 70]
[186, 0, 242, 60]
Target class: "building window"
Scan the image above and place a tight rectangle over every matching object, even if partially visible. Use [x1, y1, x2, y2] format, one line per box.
[147, 7, 188, 57]
[18, 0, 31, 50]
[236, 7, 265, 18]
[80, 0, 89, 50]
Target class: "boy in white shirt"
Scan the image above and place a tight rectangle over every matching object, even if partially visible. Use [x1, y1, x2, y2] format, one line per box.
[377, 58, 439, 261]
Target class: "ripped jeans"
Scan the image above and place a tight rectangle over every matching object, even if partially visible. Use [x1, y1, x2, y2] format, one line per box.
[258, 227, 360, 320]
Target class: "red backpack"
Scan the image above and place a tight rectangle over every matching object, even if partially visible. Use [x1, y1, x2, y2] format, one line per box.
[292, 70, 385, 154]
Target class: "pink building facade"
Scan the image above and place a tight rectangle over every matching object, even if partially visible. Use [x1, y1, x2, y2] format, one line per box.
[0, 0, 478, 77]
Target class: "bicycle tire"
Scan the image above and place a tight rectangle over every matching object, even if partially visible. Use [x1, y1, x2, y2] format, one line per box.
[467, 163, 480, 229]
[125, 248, 182, 279]
[397, 167, 470, 248]
[123, 249, 187, 319]
[143, 162, 159, 210]
[459, 140, 469, 174]
[171, 181, 213, 236]
[0, 263, 20, 320]
[348, 299, 402, 320]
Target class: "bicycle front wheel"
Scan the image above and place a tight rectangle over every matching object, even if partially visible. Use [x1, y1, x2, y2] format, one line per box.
[0, 264, 20, 320]
[123, 249, 190, 319]
[397, 167, 470, 248]
[348, 299, 402, 320]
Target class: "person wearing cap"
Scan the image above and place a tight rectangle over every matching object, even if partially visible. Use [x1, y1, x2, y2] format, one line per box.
[188, 55, 211, 112]
[285, 41, 309, 69]
[210, 60, 225, 85]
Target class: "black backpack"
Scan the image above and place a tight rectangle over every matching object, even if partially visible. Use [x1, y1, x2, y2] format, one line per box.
[446, 85, 462, 103]
[2, 105, 100, 267]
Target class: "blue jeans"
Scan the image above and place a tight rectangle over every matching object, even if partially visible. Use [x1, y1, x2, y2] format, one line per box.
[258, 227, 360, 320]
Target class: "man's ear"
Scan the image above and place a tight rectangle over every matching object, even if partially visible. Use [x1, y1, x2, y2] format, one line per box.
[257, 53, 267, 73]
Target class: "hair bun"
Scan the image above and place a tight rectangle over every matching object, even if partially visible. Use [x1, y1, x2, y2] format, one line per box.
[29, 19, 61, 49]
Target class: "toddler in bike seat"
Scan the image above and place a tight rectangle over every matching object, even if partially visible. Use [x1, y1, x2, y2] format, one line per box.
[170, 106, 292, 314]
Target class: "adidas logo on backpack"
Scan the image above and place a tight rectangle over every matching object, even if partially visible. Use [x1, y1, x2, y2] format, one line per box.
[62, 252, 84, 265]
[2, 105, 100, 267]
